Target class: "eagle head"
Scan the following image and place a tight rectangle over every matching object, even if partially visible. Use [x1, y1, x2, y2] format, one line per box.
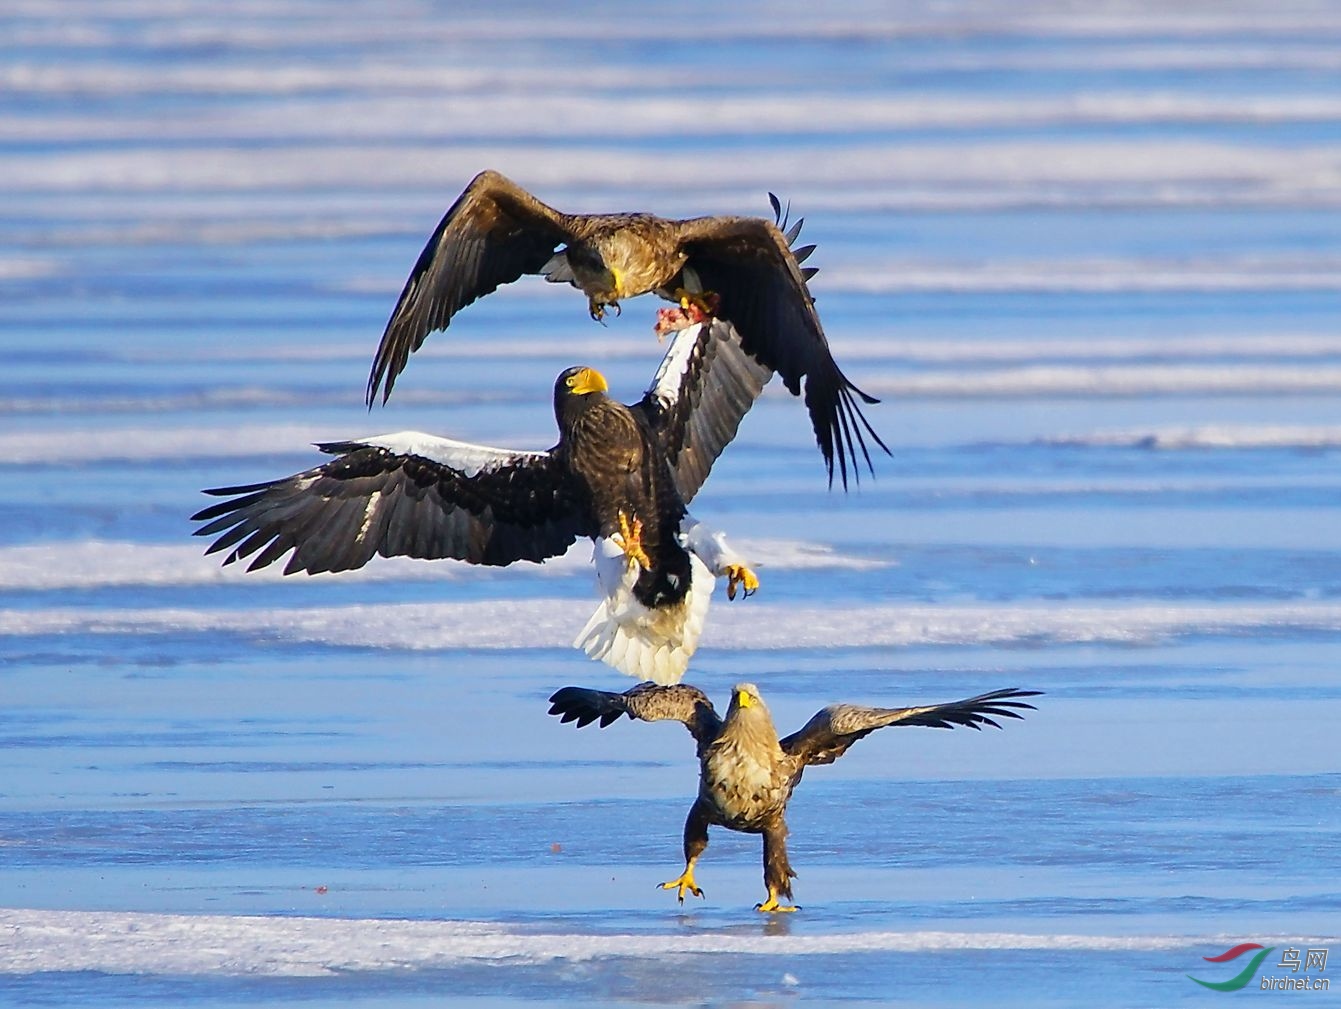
[554, 365, 610, 428]
[731, 682, 765, 712]
[557, 365, 609, 398]
[723, 682, 781, 751]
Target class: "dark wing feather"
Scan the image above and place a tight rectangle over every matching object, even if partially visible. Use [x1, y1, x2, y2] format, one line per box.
[674, 211, 889, 490]
[192, 433, 593, 574]
[780, 688, 1040, 767]
[547, 682, 723, 749]
[630, 317, 772, 504]
[368, 170, 575, 405]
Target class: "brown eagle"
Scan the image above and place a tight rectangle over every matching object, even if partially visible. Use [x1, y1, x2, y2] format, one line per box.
[194, 320, 770, 682]
[548, 681, 1039, 911]
[367, 169, 887, 488]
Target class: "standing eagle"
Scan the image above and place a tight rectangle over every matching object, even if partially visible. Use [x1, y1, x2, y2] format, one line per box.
[193, 320, 770, 683]
[367, 169, 887, 488]
[548, 681, 1040, 911]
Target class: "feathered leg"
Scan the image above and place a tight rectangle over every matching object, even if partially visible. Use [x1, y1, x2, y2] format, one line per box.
[756, 817, 799, 913]
[680, 515, 759, 601]
[659, 798, 711, 903]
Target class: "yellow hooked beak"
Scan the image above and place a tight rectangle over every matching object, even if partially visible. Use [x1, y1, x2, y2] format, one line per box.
[736, 689, 753, 709]
[566, 366, 609, 396]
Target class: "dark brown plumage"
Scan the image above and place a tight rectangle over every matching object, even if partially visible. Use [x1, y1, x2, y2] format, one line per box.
[192, 334, 766, 682]
[367, 169, 888, 488]
[548, 682, 1040, 911]
[195, 366, 690, 604]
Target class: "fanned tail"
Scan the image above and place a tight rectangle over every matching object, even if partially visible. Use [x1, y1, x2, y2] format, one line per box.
[573, 543, 714, 685]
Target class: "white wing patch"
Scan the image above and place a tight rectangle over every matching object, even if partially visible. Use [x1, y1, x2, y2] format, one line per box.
[356, 490, 382, 543]
[353, 431, 544, 477]
[645, 321, 705, 412]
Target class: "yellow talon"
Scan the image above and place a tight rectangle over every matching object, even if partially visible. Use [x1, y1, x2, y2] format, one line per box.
[725, 564, 759, 601]
[658, 865, 704, 904]
[589, 298, 622, 323]
[613, 511, 652, 571]
[674, 288, 720, 319]
[755, 887, 799, 913]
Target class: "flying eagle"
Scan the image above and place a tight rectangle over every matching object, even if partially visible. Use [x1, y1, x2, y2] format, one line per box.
[366, 169, 887, 488]
[548, 681, 1040, 911]
[193, 321, 770, 683]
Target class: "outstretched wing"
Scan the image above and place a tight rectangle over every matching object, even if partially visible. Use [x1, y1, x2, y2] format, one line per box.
[631, 317, 772, 504]
[192, 432, 593, 573]
[368, 169, 575, 405]
[780, 688, 1040, 767]
[547, 682, 723, 749]
[673, 207, 888, 490]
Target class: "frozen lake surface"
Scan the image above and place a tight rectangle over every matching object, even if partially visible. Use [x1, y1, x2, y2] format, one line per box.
[3, 1, 1340, 1005]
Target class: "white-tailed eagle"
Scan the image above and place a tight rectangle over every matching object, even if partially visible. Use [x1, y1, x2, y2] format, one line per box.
[548, 681, 1040, 911]
[367, 170, 887, 488]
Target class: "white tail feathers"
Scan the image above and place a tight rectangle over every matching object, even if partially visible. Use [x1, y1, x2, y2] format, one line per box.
[573, 538, 714, 685]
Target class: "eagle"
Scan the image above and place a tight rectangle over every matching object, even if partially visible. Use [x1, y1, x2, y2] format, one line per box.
[366, 169, 888, 488]
[548, 681, 1040, 912]
[193, 320, 771, 683]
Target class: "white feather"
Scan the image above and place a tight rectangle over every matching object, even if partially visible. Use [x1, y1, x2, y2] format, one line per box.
[679, 514, 754, 577]
[645, 321, 704, 411]
[356, 489, 382, 543]
[573, 540, 715, 685]
[353, 431, 543, 477]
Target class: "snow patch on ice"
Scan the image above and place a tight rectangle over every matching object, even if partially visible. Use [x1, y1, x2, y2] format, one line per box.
[3, 599, 1339, 650]
[836, 256, 1341, 293]
[863, 364, 1341, 398]
[12, 95, 1341, 145]
[845, 333, 1341, 365]
[0, 425, 334, 465]
[1044, 425, 1341, 450]
[11, 140, 1341, 214]
[0, 538, 886, 591]
[103, 332, 1341, 367]
[3, 907, 1307, 977]
[0, 255, 59, 279]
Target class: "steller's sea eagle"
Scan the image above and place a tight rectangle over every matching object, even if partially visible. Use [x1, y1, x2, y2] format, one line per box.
[367, 169, 888, 488]
[548, 681, 1040, 911]
[194, 320, 770, 684]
